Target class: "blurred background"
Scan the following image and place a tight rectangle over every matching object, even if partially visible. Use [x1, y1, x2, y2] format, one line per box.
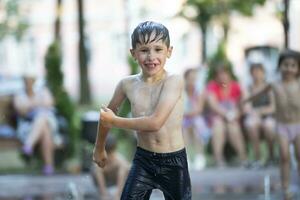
[0, 0, 299, 199]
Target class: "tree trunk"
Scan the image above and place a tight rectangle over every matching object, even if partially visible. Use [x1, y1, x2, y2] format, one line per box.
[283, 0, 290, 48]
[55, 0, 62, 40]
[77, 0, 91, 104]
[201, 26, 207, 64]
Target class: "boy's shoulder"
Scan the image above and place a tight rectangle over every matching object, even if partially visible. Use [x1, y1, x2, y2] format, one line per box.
[120, 72, 183, 85]
[118, 74, 140, 91]
[120, 74, 140, 84]
[164, 72, 184, 83]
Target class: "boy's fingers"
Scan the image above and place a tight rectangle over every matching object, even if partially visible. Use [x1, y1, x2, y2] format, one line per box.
[101, 104, 109, 112]
[93, 159, 105, 168]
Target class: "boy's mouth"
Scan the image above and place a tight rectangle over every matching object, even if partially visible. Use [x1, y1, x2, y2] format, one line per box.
[145, 63, 157, 69]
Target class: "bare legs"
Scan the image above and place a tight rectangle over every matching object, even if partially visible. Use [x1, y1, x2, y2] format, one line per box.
[227, 121, 247, 162]
[211, 117, 246, 167]
[245, 115, 276, 163]
[294, 135, 300, 181]
[183, 126, 206, 169]
[263, 118, 276, 162]
[212, 118, 226, 166]
[278, 135, 290, 191]
[245, 115, 261, 161]
[23, 114, 55, 174]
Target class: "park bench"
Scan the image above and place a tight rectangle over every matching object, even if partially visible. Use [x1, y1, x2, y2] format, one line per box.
[0, 95, 21, 150]
[0, 94, 69, 168]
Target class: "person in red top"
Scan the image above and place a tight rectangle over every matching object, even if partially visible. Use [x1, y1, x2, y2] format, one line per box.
[206, 64, 247, 167]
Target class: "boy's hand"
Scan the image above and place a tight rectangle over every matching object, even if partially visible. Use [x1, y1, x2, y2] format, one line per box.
[100, 105, 116, 128]
[93, 147, 107, 168]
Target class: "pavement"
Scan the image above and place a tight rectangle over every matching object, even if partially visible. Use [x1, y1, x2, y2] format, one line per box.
[0, 167, 299, 200]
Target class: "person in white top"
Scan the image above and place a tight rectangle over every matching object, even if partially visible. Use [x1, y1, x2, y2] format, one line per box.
[13, 75, 60, 175]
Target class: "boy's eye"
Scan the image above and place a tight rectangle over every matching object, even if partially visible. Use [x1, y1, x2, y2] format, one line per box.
[140, 49, 148, 52]
[155, 48, 163, 51]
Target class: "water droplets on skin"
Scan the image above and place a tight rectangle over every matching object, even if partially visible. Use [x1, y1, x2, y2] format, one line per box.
[133, 84, 155, 116]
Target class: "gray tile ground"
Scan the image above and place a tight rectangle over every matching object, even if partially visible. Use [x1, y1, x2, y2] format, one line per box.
[0, 167, 299, 200]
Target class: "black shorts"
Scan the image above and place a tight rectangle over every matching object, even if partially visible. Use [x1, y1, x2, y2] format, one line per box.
[120, 147, 192, 200]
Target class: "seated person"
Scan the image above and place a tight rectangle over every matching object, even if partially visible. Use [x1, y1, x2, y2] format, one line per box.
[206, 64, 247, 167]
[91, 134, 129, 200]
[243, 63, 276, 167]
[13, 75, 62, 175]
[183, 68, 211, 170]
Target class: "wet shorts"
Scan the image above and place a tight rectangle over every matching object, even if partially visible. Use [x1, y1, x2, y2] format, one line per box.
[120, 147, 192, 200]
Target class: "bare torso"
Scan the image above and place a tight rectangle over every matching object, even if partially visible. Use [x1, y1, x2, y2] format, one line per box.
[122, 73, 185, 153]
[272, 78, 300, 124]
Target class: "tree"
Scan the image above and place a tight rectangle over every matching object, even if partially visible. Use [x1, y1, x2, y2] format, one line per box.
[0, 0, 28, 41]
[45, 41, 78, 155]
[54, 0, 62, 40]
[276, 0, 290, 48]
[77, 0, 91, 104]
[180, 0, 266, 62]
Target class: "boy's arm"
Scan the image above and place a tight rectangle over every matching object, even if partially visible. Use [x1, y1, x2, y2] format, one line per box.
[101, 75, 183, 132]
[93, 80, 126, 167]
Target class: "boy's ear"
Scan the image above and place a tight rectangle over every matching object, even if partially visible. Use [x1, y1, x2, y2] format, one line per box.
[167, 46, 173, 58]
[130, 49, 136, 59]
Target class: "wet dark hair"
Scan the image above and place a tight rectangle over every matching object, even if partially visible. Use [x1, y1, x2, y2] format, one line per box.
[277, 49, 300, 70]
[131, 21, 170, 49]
[250, 63, 265, 74]
[105, 134, 117, 154]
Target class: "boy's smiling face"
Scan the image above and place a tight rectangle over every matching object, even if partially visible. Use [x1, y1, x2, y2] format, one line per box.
[130, 32, 173, 78]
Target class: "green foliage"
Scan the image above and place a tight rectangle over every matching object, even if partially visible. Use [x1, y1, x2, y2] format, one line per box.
[110, 55, 139, 156]
[127, 55, 140, 75]
[181, 0, 267, 61]
[183, 0, 267, 21]
[206, 41, 237, 82]
[45, 41, 78, 155]
[117, 55, 139, 119]
[183, 0, 267, 31]
[0, 0, 29, 41]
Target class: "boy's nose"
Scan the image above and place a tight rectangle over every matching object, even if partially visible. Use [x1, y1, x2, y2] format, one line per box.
[147, 51, 155, 60]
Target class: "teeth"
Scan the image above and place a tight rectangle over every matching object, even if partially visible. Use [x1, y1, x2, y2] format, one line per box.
[147, 64, 155, 68]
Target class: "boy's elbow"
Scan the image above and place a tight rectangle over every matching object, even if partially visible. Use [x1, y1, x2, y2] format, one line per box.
[150, 119, 163, 132]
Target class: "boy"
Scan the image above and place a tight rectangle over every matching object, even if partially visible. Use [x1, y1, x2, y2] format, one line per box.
[92, 134, 129, 200]
[93, 21, 191, 200]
